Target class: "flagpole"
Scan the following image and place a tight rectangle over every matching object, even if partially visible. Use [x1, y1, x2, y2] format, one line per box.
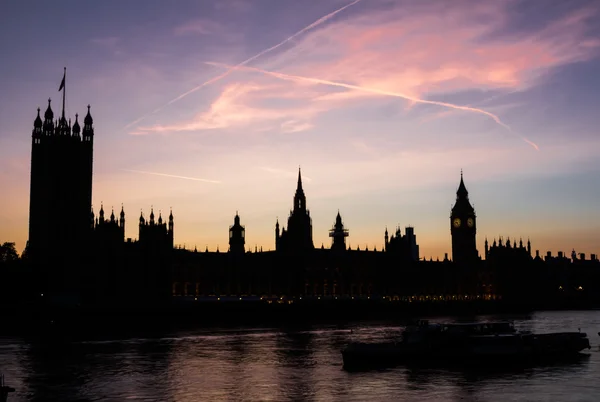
[62, 67, 66, 121]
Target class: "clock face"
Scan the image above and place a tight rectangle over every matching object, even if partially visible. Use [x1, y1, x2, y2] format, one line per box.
[453, 218, 461, 228]
[467, 218, 474, 228]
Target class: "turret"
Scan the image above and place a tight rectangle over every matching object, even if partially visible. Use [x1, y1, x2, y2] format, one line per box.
[384, 227, 389, 251]
[120, 205, 125, 227]
[329, 210, 349, 252]
[43, 99, 54, 134]
[229, 211, 245, 254]
[82, 105, 94, 143]
[72, 113, 81, 137]
[33, 107, 43, 137]
[485, 237, 489, 259]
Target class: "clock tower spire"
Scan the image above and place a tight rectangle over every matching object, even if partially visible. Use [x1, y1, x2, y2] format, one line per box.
[450, 170, 478, 265]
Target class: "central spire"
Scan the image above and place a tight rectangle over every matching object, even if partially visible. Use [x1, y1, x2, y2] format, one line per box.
[297, 166, 303, 191]
[293, 166, 306, 212]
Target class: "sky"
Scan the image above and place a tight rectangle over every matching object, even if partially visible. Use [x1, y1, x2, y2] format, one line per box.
[1, 0, 600, 259]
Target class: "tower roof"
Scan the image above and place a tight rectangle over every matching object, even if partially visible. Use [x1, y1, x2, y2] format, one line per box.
[44, 98, 53, 120]
[457, 169, 468, 198]
[34, 107, 42, 128]
[72, 113, 80, 134]
[84, 105, 93, 125]
[452, 170, 474, 214]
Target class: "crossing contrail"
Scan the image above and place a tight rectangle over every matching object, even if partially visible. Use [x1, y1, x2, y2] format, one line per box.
[123, 169, 221, 183]
[124, 0, 362, 129]
[205, 62, 540, 151]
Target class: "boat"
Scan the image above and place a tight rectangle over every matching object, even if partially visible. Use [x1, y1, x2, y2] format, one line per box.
[341, 320, 591, 369]
[0, 374, 15, 402]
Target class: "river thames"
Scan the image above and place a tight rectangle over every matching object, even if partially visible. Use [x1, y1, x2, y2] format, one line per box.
[1, 310, 599, 401]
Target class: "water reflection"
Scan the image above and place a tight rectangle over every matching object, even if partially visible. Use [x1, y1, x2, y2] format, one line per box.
[275, 329, 317, 400]
[1, 312, 599, 402]
[18, 332, 176, 401]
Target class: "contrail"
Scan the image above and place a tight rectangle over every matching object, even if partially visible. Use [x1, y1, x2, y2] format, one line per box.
[123, 169, 221, 183]
[123, 0, 362, 129]
[206, 62, 540, 151]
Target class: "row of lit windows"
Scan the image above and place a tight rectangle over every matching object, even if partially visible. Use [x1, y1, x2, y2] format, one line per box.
[172, 293, 501, 301]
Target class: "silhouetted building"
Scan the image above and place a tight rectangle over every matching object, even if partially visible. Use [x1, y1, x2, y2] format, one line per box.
[138, 208, 174, 250]
[329, 211, 348, 252]
[28, 96, 94, 296]
[92, 204, 125, 245]
[229, 212, 245, 254]
[485, 236, 531, 261]
[275, 168, 314, 254]
[385, 226, 419, 261]
[450, 171, 478, 266]
[17, 78, 600, 310]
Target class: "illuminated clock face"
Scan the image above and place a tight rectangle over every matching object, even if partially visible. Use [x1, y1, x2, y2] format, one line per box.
[467, 218, 474, 228]
[453, 218, 461, 228]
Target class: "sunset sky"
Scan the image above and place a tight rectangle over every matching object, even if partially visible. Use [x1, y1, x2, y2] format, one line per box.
[1, 0, 599, 259]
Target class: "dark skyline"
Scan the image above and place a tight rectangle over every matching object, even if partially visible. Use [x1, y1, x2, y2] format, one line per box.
[1, 0, 600, 259]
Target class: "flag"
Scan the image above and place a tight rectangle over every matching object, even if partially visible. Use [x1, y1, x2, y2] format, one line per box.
[58, 70, 65, 91]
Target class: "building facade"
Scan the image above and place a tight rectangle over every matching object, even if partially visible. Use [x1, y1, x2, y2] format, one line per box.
[20, 88, 600, 308]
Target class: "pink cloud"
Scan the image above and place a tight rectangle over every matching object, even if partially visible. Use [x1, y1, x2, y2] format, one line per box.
[135, 1, 599, 142]
[134, 81, 324, 134]
[265, 2, 599, 99]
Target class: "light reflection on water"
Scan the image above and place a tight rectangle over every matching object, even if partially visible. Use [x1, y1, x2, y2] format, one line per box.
[1, 310, 599, 401]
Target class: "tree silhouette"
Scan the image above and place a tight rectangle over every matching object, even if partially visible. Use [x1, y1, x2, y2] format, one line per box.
[0, 242, 19, 263]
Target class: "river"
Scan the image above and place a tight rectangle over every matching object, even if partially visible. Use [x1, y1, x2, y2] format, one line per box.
[1, 310, 599, 401]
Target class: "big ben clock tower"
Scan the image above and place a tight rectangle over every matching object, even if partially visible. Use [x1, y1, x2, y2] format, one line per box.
[450, 171, 478, 265]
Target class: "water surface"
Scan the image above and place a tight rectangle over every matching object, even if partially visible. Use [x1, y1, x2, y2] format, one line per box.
[1, 310, 599, 401]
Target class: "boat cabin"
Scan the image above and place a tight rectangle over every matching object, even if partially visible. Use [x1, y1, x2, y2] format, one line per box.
[440, 322, 516, 335]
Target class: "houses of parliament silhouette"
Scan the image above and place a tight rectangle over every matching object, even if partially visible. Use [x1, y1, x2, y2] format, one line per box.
[7, 75, 600, 312]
